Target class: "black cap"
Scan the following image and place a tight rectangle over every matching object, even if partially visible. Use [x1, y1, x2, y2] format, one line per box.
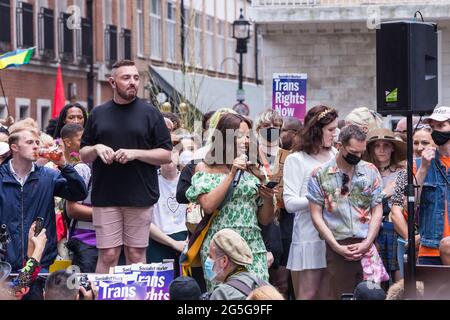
[169, 276, 201, 300]
[353, 281, 386, 300]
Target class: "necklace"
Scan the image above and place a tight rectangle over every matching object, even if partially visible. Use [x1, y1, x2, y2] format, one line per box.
[378, 164, 391, 173]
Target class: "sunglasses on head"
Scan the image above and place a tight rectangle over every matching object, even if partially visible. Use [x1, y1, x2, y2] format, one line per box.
[341, 173, 350, 195]
[415, 124, 432, 130]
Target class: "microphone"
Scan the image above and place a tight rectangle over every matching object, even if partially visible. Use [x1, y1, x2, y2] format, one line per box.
[233, 154, 247, 187]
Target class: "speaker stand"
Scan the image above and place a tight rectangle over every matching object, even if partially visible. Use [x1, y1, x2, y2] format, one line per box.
[404, 113, 417, 299]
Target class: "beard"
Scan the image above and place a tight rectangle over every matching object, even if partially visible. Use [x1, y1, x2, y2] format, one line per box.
[117, 85, 137, 101]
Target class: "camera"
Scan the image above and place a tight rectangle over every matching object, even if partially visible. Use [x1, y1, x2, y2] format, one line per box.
[34, 217, 44, 237]
[78, 274, 93, 300]
[0, 224, 11, 261]
[78, 274, 92, 291]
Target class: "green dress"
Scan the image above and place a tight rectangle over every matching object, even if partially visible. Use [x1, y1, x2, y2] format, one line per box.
[186, 171, 269, 290]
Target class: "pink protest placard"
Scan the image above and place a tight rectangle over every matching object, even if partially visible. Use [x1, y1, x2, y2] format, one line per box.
[272, 73, 307, 121]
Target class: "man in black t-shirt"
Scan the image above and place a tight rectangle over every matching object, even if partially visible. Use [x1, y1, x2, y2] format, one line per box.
[80, 60, 172, 273]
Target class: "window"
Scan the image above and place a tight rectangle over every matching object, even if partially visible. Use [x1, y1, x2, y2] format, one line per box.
[150, 0, 161, 59]
[0, 0, 11, 49]
[136, 0, 144, 56]
[38, 7, 54, 59]
[227, 23, 236, 75]
[120, 29, 132, 60]
[193, 11, 202, 67]
[217, 20, 225, 73]
[78, 17, 92, 64]
[16, 2, 34, 48]
[182, 7, 191, 65]
[15, 98, 30, 121]
[205, 15, 214, 70]
[37, 99, 51, 131]
[58, 12, 74, 62]
[165, 1, 176, 62]
[105, 24, 118, 66]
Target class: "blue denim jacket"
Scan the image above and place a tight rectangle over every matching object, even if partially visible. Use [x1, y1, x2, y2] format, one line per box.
[419, 151, 450, 248]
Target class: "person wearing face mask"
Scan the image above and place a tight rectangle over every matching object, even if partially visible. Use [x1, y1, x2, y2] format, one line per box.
[307, 125, 384, 299]
[390, 123, 434, 277]
[284, 106, 338, 300]
[206, 229, 268, 300]
[252, 110, 288, 297]
[414, 106, 450, 266]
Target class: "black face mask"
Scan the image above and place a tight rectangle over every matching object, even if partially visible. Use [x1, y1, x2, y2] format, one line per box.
[431, 130, 450, 146]
[343, 152, 361, 166]
[260, 127, 280, 143]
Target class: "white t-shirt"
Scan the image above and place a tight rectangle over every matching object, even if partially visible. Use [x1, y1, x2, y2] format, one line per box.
[153, 173, 188, 235]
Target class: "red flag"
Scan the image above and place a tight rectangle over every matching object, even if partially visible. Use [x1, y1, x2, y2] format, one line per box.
[52, 64, 66, 118]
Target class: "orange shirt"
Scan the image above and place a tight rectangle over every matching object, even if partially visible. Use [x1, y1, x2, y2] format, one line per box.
[419, 156, 450, 257]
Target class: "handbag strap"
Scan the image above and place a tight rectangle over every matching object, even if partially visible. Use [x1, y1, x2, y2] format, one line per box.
[226, 276, 267, 297]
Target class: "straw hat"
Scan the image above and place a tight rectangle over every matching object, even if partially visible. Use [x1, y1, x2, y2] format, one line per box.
[366, 128, 407, 162]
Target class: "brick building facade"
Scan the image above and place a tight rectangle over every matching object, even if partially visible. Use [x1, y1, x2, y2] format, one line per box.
[0, 0, 265, 132]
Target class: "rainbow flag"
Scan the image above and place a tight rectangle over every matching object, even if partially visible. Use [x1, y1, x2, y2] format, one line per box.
[0, 47, 35, 70]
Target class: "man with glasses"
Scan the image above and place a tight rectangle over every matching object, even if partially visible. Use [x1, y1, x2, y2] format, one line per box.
[307, 125, 384, 299]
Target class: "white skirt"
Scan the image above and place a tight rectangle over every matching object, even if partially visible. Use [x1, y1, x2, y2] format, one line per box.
[286, 210, 327, 271]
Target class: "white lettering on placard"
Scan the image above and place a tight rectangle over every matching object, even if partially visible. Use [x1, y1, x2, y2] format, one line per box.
[274, 92, 305, 107]
[274, 79, 300, 91]
[102, 285, 137, 300]
[274, 105, 296, 117]
[136, 275, 165, 288]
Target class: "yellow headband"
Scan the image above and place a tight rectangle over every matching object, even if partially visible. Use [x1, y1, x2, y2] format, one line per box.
[318, 109, 332, 121]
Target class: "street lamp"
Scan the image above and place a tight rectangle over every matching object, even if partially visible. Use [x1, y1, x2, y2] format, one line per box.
[232, 8, 251, 104]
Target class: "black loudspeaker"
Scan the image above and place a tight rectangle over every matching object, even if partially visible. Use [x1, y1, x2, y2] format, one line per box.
[376, 21, 438, 115]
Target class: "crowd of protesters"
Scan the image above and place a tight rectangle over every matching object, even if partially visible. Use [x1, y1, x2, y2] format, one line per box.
[1, 59, 450, 301]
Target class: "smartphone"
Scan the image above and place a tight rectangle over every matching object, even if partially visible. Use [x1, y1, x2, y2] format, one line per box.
[265, 181, 279, 189]
[256, 181, 279, 189]
[34, 217, 44, 237]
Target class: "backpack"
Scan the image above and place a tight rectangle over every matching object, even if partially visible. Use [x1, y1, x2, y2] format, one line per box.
[225, 275, 267, 297]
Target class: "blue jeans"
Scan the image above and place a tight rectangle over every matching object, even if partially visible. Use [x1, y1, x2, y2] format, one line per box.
[397, 237, 407, 278]
[417, 256, 443, 265]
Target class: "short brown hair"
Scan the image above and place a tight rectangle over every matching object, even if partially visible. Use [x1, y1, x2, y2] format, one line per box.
[339, 125, 367, 147]
[112, 60, 135, 69]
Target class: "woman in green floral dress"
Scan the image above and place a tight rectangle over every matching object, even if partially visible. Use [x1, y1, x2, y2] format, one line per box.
[186, 113, 276, 290]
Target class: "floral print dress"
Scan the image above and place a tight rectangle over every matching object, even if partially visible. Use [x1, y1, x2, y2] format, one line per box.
[186, 171, 268, 290]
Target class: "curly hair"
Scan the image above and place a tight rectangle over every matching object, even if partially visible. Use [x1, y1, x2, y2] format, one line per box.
[292, 105, 338, 154]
